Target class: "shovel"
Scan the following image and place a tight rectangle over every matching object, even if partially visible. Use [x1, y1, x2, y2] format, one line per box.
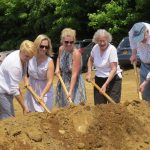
[89, 80, 116, 104]
[25, 85, 51, 113]
[133, 62, 142, 100]
[57, 74, 73, 104]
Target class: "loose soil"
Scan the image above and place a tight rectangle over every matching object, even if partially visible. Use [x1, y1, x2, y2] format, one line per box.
[0, 67, 150, 150]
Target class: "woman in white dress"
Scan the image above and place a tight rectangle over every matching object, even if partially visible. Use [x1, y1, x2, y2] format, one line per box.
[25, 34, 54, 112]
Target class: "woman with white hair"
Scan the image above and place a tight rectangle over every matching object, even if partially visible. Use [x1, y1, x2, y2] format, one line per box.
[86, 29, 122, 104]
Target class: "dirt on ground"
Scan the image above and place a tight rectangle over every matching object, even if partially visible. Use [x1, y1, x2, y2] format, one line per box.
[0, 67, 150, 150]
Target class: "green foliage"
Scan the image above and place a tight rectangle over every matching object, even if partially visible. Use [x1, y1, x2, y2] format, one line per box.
[0, 0, 149, 50]
[0, 0, 55, 50]
[135, 0, 150, 21]
[88, 0, 139, 43]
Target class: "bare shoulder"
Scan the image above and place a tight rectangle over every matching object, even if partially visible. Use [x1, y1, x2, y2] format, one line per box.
[59, 45, 64, 52]
[73, 48, 81, 56]
[58, 45, 64, 57]
[48, 59, 54, 69]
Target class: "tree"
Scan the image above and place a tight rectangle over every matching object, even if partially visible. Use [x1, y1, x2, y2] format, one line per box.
[0, 0, 55, 50]
[88, 0, 139, 43]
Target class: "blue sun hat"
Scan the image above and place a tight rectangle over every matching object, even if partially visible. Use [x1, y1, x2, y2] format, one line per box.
[132, 22, 146, 43]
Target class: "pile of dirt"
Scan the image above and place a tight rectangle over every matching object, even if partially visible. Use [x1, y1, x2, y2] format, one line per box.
[0, 100, 150, 150]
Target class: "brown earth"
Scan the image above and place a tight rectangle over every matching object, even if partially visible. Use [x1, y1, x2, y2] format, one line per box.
[0, 67, 150, 150]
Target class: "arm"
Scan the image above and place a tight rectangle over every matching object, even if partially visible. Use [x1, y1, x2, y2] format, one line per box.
[68, 50, 81, 98]
[40, 60, 54, 99]
[55, 45, 63, 75]
[130, 48, 138, 64]
[24, 75, 29, 87]
[140, 72, 150, 93]
[15, 91, 28, 114]
[139, 80, 149, 93]
[129, 30, 138, 63]
[101, 62, 117, 92]
[86, 56, 94, 82]
[101, 46, 118, 92]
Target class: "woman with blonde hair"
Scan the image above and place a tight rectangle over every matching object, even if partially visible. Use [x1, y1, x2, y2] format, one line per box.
[0, 40, 36, 120]
[25, 34, 54, 112]
[55, 28, 86, 107]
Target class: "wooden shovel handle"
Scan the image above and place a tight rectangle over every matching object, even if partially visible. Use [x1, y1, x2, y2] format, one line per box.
[57, 74, 73, 104]
[133, 62, 142, 100]
[25, 85, 51, 113]
[90, 80, 116, 104]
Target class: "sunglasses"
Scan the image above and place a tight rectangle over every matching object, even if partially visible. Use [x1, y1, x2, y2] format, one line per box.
[39, 45, 49, 49]
[64, 41, 74, 44]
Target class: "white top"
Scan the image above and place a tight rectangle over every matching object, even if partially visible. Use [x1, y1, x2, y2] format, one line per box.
[146, 72, 150, 80]
[0, 50, 26, 96]
[91, 44, 122, 78]
[129, 22, 150, 63]
[25, 56, 54, 112]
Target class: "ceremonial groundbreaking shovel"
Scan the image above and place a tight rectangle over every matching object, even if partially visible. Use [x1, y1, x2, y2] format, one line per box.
[133, 62, 142, 100]
[57, 74, 73, 104]
[89, 80, 116, 104]
[25, 85, 51, 113]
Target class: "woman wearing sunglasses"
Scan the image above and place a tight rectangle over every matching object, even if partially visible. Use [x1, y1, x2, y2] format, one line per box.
[24, 34, 54, 112]
[55, 28, 86, 107]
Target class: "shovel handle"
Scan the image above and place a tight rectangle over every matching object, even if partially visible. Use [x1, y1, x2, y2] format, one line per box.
[90, 80, 116, 104]
[57, 74, 73, 104]
[133, 62, 142, 100]
[25, 85, 51, 113]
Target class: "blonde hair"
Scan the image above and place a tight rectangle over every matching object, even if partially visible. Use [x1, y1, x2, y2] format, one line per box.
[60, 28, 76, 43]
[20, 40, 36, 57]
[34, 34, 53, 57]
[92, 29, 112, 43]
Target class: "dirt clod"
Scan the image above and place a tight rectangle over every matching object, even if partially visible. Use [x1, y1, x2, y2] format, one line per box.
[0, 100, 150, 150]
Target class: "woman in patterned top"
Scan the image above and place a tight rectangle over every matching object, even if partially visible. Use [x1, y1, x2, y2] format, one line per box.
[55, 28, 86, 107]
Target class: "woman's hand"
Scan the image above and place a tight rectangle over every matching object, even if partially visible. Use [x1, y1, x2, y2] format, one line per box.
[86, 73, 91, 82]
[100, 84, 107, 93]
[23, 106, 29, 114]
[67, 90, 73, 100]
[130, 54, 137, 64]
[55, 69, 60, 76]
[139, 80, 148, 93]
[24, 82, 30, 87]
[39, 95, 44, 102]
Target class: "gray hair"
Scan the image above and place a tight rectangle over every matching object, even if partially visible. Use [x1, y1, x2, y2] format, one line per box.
[92, 29, 112, 43]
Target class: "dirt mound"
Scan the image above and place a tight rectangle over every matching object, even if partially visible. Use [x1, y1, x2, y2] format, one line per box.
[0, 100, 150, 150]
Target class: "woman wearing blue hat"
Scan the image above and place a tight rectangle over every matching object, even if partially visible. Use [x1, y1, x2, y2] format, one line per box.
[129, 22, 150, 101]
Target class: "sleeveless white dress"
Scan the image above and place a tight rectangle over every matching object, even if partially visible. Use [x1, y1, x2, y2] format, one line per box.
[25, 56, 54, 112]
